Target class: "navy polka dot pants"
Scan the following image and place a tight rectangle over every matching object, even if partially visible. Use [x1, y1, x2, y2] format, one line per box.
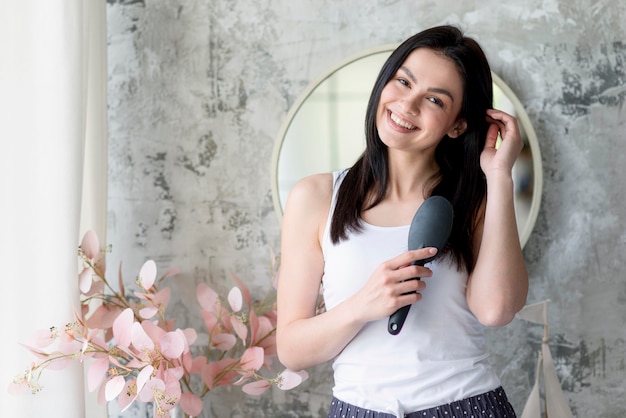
[327, 387, 516, 418]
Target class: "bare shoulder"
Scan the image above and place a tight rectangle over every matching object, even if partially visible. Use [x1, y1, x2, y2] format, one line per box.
[285, 173, 334, 213]
[282, 173, 334, 239]
[289, 173, 333, 199]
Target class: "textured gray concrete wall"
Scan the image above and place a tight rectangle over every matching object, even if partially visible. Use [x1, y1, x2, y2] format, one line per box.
[105, 0, 626, 417]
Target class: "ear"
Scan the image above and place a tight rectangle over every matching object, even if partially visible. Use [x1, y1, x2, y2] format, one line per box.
[447, 119, 467, 138]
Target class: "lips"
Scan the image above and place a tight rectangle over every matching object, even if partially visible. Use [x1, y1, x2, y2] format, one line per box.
[389, 110, 417, 130]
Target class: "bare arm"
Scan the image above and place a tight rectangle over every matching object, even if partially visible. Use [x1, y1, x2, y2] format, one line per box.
[276, 174, 435, 371]
[466, 109, 529, 327]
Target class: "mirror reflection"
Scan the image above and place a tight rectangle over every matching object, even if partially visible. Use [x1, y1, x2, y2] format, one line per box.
[271, 48, 542, 247]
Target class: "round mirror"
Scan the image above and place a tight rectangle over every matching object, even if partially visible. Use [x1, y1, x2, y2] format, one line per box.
[271, 46, 542, 247]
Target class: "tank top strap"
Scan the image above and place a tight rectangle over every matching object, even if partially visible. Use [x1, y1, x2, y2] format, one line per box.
[322, 169, 349, 256]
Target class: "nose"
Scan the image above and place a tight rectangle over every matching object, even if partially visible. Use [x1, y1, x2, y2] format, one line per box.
[401, 92, 422, 115]
[399, 93, 420, 115]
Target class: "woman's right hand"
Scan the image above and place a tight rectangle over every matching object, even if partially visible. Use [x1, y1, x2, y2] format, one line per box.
[277, 173, 437, 371]
[349, 247, 436, 323]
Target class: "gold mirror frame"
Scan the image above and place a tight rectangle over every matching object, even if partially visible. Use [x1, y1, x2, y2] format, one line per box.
[271, 46, 542, 248]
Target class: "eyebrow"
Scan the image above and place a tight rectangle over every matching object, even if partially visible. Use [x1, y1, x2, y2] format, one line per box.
[399, 66, 456, 102]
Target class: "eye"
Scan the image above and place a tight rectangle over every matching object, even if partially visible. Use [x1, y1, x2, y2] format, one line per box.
[428, 96, 444, 107]
[397, 77, 410, 87]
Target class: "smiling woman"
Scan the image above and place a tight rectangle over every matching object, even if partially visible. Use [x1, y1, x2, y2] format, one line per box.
[275, 26, 531, 418]
[271, 46, 542, 247]
[376, 48, 468, 159]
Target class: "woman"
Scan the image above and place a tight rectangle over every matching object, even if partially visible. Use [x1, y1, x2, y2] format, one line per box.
[276, 25, 528, 418]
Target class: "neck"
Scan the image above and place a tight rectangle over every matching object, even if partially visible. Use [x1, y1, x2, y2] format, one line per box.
[385, 151, 440, 200]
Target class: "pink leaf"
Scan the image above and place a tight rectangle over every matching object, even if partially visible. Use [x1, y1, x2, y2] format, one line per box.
[254, 316, 276, 354]
[139, 377, 164, 403]
[212, 333, 236, 351]
[261, 335, 277, 362]
[277, 369, 309, 390]
[20, 343, 51, 359]
[141, 319, 166, 342]
[263, 310, 278, 327]
[86, 303, 122, 330]
[163, 369, 182, 399]
[24, 328, 56, 348]
[182, 328, 197, 349]
[87, 357, 110, 392]
[95, 253, 107, 277]
[190, 356, 207, 374]
[59, 338, 82, 354]
[139, 306, 158, 319]
[180, 392, 203, 416]
[152, 287, 171, 308]
[131, 322, 155, 352]
[134, 287, 171, 315]
[136, 365, 154, 395]
[242, 379, 272, 395]
[170, 329, 192, 356]
[83, 277, 105, 297]
[7, 381, 28, 395]
[161, 266, 181, 279]
[240, 346, 264, 372]
[105, 375, 126, 401]
[79, 267, 93, 294]
[118, 380, 135, 411]
[200, 358, 237, 389]
[231, 316, 248, 343]
[112, 308, 134, 349]
[230, 272, 251, 308]
[200, 309, 218, 333]
[228, 287, 243, 312]
[138, 260, 157, 290]
[90, 334, 108, 350]
[249, 310, 259, 344]
[167, 366, 185, 382]
[155, 375, 181, 413]
[97, 380, 107, 405]
[46, 356, 73, 370]
[256, 316, 274, 339]
[160, 331, 185, 359]
[117, 261, 125, 300]
[81, 230, 100, 260]
[196, 283, 218, 311]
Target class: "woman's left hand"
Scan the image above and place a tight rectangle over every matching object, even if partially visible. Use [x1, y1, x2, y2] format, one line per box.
[480, 109, 524, 177]
[469, 108, 529, 326]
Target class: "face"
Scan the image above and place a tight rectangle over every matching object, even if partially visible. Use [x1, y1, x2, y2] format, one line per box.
[376, 48, 467, 154]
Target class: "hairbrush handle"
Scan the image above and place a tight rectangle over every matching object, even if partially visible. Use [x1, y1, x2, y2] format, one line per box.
[387, 196, 453, 335]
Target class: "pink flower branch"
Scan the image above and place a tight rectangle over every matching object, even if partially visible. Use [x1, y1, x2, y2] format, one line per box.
[9, 230, 308, 417]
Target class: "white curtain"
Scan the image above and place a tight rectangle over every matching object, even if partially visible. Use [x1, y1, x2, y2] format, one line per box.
[0, 1, 108, 417]
[517, 300, 575, 418]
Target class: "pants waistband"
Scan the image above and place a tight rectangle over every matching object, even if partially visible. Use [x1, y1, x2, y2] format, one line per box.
[328, 386, 516, 418]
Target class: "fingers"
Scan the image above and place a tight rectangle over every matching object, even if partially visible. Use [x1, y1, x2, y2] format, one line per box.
[397, 277, 428, 295]
[486, 108, 514, 123]
[484, 121, 501, 150]
[484, 110, 523, 167]
[387, 247, 437, 271]
[384, 249, 434, 293]
[486, 109, 520, 142]
[356, 250, 434, 321]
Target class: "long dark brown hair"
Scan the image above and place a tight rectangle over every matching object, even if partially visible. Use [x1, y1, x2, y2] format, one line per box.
[330, 25, 493, 273]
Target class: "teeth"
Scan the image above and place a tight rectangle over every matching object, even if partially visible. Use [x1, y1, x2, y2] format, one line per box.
[390, 112, 416, 130]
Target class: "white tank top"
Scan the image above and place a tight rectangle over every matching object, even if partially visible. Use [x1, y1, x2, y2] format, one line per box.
[321, 170, 501, 416]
